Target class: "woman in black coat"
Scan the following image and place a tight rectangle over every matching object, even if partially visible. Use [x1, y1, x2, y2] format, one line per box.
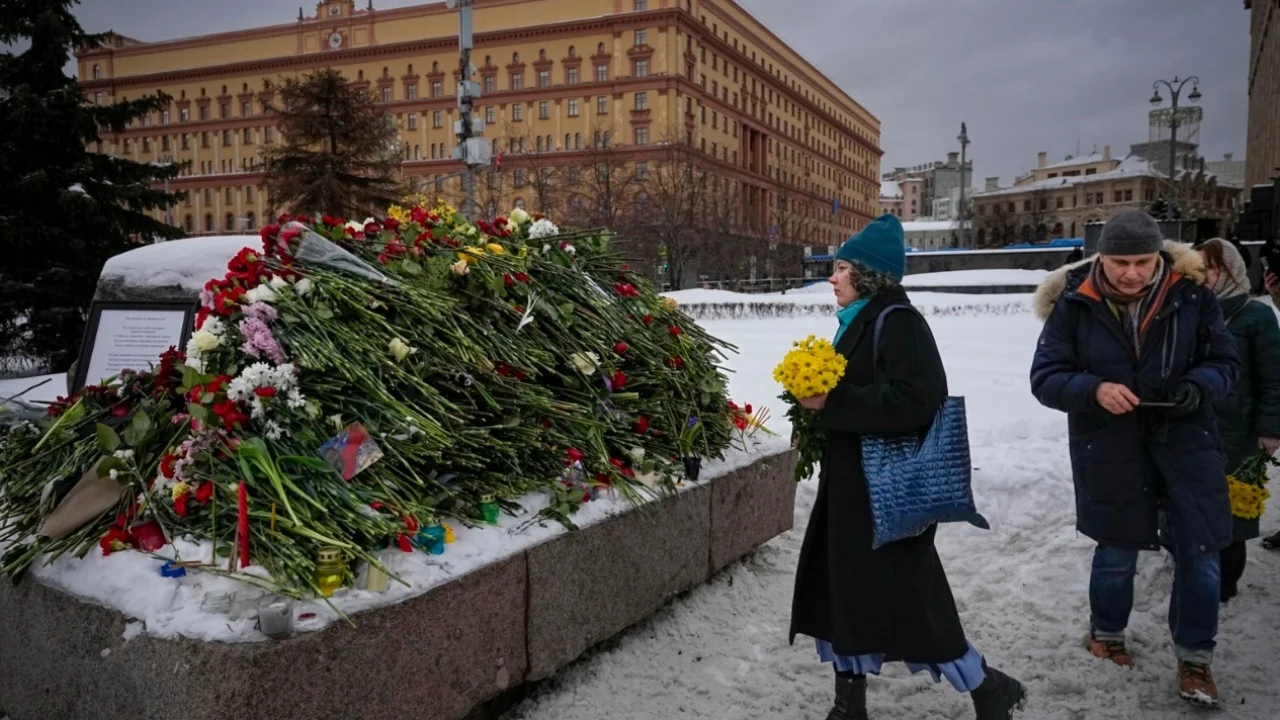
[789, 215, 1025, 720]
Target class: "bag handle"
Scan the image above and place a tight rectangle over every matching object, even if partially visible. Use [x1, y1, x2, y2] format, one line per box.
[870, 303, 924, 382]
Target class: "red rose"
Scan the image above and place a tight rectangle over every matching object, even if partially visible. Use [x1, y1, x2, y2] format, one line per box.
[541, 418, 551, 429]
[611, 370, 628, 390]
[294, 214, 313, 225]
[383, 217, 401, 232]
[160, 453, 178, 480]
[595, 472, 612, 488]
[642, 315, 654, 326]
[411, 207, 429, 225]
[582, 490, 592, 503]
[566, 447, 585, 464]
[516, 272, 531, 284]
[734, 416, 748, 430]
[609, 457, 624, 469]
[745, 404, 753, 415]
[494, 217, 508, 227]
[253, 386, 278, 398]
[728, 401, 739, 411]
[496, 362, 512, 376]
[109, 403, 131, 418]
[669, 325, 682, 337]
[634, 416, 650, 434]
[195, 482, 215, 505]
[667, 355, 685, 369]
[504, 273, 515, 288]
[364, 221, 382, 235]
[396, 533, 413, 553]
[370, 501, 384, 510]
[621, 467, 635, 478]
[614, 342, 629, 355]
[514, 370, 527, 381]
[415, 231, 432, 247]
[513, 305, 525, 314]
[404, 516, 419, 533]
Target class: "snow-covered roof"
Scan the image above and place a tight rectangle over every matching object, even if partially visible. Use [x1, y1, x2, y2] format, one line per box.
[1039, 151, 1109, 171]
[99, 236, 259, 291]
[879, 180, 901, 198]
[901, 220, 958, 233]
[974, 157, 1158, 198]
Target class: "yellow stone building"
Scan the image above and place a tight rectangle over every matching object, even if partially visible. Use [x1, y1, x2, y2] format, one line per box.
[78, 0, 881, 252]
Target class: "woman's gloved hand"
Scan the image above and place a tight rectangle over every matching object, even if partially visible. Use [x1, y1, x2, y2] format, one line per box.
[1168, 381, 1203, 418]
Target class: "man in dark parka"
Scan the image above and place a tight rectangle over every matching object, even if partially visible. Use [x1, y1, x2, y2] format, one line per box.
[1029, 210, 1239, 707]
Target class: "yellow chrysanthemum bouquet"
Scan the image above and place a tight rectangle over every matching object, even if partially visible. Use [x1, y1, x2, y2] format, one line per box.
[773, 336, 848, 481]
[1227, 452, 1277, 520]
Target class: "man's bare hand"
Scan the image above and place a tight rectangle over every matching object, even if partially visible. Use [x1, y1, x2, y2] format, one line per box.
[1096, 382, 1140, 415]
[1265, 269, 1280, 302]
[1260, 437, 1279, 456]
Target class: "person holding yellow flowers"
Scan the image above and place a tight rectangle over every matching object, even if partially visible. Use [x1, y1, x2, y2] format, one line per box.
[787, 214, 1025, 720]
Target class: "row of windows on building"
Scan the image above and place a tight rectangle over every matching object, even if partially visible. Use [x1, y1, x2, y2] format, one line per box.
[974, 186, 1239, 215]
[116, 126, 275, 156]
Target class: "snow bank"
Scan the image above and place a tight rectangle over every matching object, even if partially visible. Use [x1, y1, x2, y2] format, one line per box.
[667, 287, 1031, 321]
[5, 437, 788, 643]
[99, 236, 258, 291]
[902, 268, 1050, 287]
[0, 373, 66, 405]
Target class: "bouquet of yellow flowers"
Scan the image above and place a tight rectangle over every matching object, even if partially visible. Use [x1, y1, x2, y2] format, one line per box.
[1227, 452, 1277, 520]
[773, 336, 849, 482]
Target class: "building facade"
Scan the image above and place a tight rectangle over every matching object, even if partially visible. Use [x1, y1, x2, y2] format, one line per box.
[1245, 0, 1280, 189]
[77, 0, 881, 258]
[881, 151, 972, 219]
[971, 152, 1238, 247]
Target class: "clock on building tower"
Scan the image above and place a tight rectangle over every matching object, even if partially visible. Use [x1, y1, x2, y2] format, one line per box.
[328, 31, 343, 49]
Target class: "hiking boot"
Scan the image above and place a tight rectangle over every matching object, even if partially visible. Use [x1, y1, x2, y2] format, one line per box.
[1086, 635, 1133, 667]
[971, 662, 1027, 720]
[1178, 662, 1218, 707]
[1263, 531, 1280, 551]
[826, 673, 869, 720]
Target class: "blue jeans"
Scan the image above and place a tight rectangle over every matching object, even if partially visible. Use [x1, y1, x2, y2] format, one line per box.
[1089, 541, 1220, 665]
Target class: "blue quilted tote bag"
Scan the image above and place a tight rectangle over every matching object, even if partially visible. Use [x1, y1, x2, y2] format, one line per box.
[861, 305, 989, 549]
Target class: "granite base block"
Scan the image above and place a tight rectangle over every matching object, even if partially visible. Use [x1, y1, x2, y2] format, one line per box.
[709, 450, 798, 574]
[0, 554, 528, 720]
[524, 484, 712, 681]
[0, 452, 798, 720]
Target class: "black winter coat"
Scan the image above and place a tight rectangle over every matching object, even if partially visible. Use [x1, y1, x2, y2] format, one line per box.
[1029, 245, 1241, 553]
[1213, 294, 1280, 540]
[789, 286, 969, 663]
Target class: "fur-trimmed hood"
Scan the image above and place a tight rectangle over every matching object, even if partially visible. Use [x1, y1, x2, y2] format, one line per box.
[1032, 240, 1206, 321]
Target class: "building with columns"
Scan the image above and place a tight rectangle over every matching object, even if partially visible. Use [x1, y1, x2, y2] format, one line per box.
[77, 0, 881, 257]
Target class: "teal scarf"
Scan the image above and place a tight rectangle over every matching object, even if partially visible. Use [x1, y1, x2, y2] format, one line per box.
[833, 298, 871, 346]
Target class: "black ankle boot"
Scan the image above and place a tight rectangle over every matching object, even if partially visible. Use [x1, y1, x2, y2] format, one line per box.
[826, 673, 869, 720]
[971, 662, 1026, 720]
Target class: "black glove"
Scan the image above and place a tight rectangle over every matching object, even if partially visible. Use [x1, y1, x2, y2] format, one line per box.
[1169, 381, 1202, 418]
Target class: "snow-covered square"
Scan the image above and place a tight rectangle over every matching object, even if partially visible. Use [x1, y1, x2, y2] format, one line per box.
[497, 290, 1280, 720]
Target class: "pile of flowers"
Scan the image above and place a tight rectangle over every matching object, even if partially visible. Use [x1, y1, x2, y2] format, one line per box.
[0, 203, 760, 600]
[1227, 452, 1276, 520]
[773, 336, 847, 482]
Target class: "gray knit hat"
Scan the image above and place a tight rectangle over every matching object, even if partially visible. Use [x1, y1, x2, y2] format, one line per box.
[1099, 210, 1164, 256]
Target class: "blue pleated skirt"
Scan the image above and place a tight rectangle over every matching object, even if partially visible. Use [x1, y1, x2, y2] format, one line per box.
[815, 639, 986, 693]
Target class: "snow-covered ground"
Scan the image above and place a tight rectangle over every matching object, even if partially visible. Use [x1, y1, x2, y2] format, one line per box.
[500, 308, 1280, 720]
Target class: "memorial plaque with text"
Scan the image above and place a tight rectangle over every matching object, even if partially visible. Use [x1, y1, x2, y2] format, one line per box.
[73, 302, 196, 390]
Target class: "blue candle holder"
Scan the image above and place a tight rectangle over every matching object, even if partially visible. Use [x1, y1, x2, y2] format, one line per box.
[415, 524, 446, 555]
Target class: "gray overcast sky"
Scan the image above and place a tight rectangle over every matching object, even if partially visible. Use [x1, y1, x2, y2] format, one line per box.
[70, 0, 1251, 187]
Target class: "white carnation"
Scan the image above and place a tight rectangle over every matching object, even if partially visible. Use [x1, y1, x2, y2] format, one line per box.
[528, 218, 560, 239]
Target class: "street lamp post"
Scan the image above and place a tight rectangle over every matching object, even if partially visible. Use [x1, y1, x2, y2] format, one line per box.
[445, 0, 489, 220]
[1149, 76, 1201, 220]
[956, 122, 969, 247]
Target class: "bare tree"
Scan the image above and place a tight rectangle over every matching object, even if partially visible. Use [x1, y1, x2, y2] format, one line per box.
[767, 153, 826, 279]
[975, 199, 1017, 248]
[1018, 188, 1052, 243]
[564, 123, 638, 231]
[634, 140, 715, 289]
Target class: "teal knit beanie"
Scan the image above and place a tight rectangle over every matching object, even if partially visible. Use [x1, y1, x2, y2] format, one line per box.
[836, 214, 906, 282]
